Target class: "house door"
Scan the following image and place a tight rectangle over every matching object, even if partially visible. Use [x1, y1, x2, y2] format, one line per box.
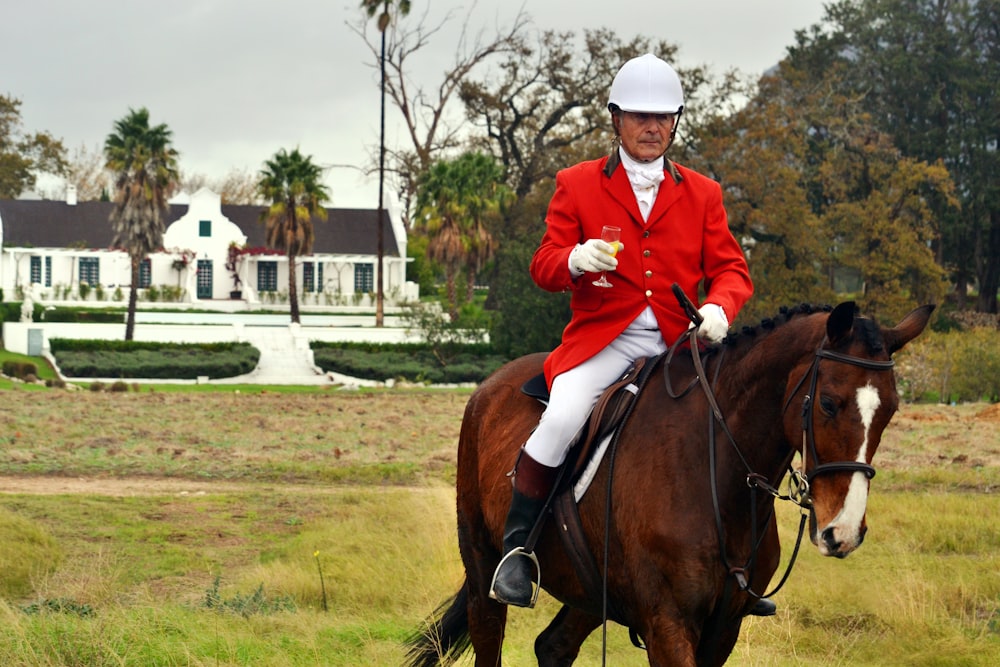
[197, 260, 213, 299]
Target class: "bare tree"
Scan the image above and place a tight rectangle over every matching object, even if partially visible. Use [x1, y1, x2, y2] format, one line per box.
[460, 30, 702, 200]
[57, 143, 112, 201]
[180, 167, 263, 204]
[348, 2, 529, 225]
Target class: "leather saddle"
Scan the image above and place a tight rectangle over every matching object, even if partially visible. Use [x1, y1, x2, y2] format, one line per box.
[521, 354, 659, 487]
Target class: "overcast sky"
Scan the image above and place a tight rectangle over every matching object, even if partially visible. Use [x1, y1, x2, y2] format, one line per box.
[5, 0, 829, 208]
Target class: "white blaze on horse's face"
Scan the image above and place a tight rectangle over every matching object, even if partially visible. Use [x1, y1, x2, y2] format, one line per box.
[817, 382, 881, 557]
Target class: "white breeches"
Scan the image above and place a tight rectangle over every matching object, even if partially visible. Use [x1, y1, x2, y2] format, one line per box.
[524, 314, 667, 467]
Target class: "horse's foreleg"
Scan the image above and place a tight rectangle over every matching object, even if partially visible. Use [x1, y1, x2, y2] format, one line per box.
[534, 605, 602, 667]
[641, 616, 698, 667]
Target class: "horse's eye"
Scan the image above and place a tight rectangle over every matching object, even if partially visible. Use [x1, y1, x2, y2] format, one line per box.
[819, 395, 838, 417]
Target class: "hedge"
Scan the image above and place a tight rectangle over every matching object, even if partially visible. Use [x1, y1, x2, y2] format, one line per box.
[48, 339, 260, 380]
[311, 341, 507, 384]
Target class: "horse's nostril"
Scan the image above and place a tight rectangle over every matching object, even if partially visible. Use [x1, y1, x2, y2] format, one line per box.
[822, 526, 840, 551]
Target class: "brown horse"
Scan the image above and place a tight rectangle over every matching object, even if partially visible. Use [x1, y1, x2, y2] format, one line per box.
[405, 301, 934, 666]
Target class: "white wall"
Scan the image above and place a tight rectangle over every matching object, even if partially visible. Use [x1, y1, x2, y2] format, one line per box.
[2, 321, 419, 356]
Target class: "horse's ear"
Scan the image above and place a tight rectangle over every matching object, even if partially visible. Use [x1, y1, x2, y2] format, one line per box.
[884, 304, 936, 355]
[827, 301, 858, 344]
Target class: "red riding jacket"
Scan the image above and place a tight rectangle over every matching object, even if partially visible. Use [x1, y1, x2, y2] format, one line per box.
[530, 152, 754, 387]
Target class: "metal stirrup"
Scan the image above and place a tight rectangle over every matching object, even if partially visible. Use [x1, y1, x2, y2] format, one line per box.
[488, 547, 542, 608]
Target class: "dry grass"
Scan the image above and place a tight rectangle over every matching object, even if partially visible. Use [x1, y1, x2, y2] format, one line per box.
[0, 387, 998, 665]
[0, 387, 470, 484]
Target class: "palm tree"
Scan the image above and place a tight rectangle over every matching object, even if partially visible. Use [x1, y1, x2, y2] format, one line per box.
[361, 0, 411, 326]
[257, 148, 330, 324]
[104, 107, 179, 341]
[416, 152, 509, 320]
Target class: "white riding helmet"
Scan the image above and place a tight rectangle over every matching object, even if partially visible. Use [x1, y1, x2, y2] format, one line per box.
[607, 53, 685, 114]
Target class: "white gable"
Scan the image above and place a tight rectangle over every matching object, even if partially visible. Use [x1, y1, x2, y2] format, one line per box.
[163, 187, 247, 255]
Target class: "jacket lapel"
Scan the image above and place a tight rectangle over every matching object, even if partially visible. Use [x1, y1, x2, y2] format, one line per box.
[646, 159, 684, 227]
[602, 152, 644, 225]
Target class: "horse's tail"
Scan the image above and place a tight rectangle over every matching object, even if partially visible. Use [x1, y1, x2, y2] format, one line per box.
[402, 579, 472, 667]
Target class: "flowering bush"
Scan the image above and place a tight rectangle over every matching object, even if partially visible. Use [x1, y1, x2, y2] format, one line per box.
[168, 247, 196, 272]
[226, 243, 283, 290]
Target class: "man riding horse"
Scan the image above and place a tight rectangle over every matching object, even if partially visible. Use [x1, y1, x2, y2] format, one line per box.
[489, 53, 771, 616]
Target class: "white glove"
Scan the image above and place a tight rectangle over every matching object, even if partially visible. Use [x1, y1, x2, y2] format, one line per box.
[688, 303, 729, 343]
[569, 239, 622, 275]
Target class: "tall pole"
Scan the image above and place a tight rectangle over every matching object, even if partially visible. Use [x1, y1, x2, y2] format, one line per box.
[375, 7, 387, 327]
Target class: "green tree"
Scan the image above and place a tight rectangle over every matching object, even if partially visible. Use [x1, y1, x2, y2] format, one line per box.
[789, 0, 1000, 313]
[415, 152, 510, 320]
[0, 94, 67, 198]
[686, 63, 953, 324]
[104, 107, 179, 340]
[257, 148, 330, 324]
[684, 70, 834, 321]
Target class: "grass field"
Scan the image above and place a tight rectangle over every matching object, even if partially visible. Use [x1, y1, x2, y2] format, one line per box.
[0, 384, 998, 665]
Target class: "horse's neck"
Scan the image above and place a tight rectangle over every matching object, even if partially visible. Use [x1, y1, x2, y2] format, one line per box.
[713, 323, 824, 480]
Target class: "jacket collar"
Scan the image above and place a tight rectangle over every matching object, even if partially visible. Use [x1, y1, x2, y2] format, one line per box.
[603, 149, 683, 184]
[602, 150, 684, 226]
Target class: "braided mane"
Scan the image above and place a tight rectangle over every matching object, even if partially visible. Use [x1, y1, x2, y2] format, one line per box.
[722, 303, 834, 348]
[720, 302, 886, 358]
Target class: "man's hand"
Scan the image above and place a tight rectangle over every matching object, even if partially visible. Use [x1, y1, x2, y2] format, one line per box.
[569, 239, 622, 275]
[690, 303, 729, 343]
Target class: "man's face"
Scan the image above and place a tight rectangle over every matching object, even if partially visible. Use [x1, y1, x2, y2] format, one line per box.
[615, 111, 675, 162]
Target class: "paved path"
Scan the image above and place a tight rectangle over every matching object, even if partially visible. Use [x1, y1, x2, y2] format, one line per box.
[213, 325, 381, 387]
[212, 325, 329, 385]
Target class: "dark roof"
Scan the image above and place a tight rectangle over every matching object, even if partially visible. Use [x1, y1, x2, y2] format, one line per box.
[0, 199, 399, 257]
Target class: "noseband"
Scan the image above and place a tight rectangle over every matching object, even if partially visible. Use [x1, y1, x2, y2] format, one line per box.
[784, 343, 896, 491]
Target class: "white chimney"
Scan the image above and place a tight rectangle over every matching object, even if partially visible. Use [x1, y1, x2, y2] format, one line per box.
[66, 184, 77, 206]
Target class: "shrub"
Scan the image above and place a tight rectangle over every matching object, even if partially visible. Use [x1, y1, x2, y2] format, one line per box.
[21, 598, 95, 618]
[312, 341, 507, 384]
[896, 327, 1000, 403]
[2, 360, 38, 379]
[42, 308, 124, 323]
[202, 577, 296, 617]
[49, 340, 260, 380]
[0, 302, 43, 322]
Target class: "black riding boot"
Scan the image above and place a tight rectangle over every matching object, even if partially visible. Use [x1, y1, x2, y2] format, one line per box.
[749, 598, 777, 616]
[490, 450, 558, 608]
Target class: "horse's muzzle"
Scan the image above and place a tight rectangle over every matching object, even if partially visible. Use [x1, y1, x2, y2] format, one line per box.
[814, 521, 867, 558]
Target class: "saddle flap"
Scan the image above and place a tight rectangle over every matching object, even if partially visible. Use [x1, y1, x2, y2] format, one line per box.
[521, 372, 550, 402]
[573, 358, 657, 485]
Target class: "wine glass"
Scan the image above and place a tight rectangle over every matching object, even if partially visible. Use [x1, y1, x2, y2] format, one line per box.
[592, 225, 622, 288]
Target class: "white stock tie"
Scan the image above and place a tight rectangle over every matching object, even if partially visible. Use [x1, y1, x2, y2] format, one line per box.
[620, 150, 664, 222]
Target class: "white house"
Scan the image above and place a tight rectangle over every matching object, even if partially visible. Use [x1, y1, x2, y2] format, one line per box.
[0, 187, 415, 308]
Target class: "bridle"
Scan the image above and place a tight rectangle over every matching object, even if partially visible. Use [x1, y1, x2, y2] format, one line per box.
[782, 343, 896, 494]
[665, 286, 897, 604]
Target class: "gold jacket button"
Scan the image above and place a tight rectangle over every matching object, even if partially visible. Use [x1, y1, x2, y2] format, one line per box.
[645, 270, 653, 278]
[645, 289, 653, 297]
